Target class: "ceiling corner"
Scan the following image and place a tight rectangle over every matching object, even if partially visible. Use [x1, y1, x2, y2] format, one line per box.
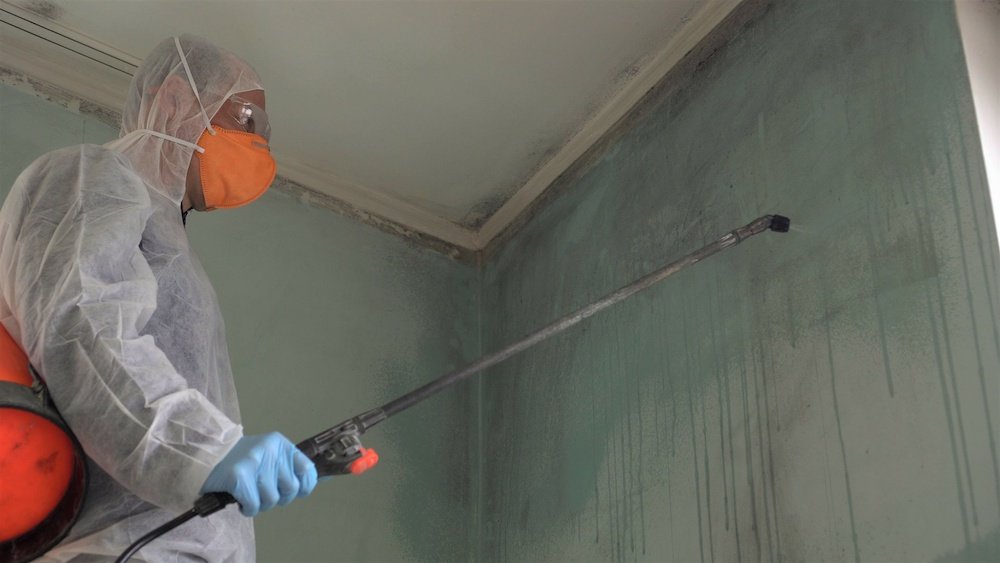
[474, 0, 744, 248]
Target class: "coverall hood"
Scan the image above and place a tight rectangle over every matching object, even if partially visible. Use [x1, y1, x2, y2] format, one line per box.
[109, 34, 266, 205]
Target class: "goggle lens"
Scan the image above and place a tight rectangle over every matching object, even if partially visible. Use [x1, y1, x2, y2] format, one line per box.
[229, 96, 271, 141]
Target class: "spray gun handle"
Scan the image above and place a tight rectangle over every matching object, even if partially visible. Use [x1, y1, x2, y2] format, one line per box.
[298, 435, 380, 477]
[296, 408, 386, 478]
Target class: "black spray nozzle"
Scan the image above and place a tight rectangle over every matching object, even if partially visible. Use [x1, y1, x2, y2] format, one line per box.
[769, 215, 790, 233]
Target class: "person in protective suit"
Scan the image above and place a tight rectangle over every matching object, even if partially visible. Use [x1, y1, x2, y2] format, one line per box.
[0, 35, 316, 561]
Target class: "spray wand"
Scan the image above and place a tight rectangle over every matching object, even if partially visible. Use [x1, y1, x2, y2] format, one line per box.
[116, 214, 790, 562]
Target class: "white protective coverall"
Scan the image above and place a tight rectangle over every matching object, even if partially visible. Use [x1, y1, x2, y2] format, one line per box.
[0, 35, 263, 561]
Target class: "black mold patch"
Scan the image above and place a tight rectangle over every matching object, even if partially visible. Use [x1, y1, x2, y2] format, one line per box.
[462, 194, 509, 230]
[18, 0, 64, 20]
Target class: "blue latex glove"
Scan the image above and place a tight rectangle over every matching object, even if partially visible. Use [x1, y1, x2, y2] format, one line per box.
[200, 433, 318, 517]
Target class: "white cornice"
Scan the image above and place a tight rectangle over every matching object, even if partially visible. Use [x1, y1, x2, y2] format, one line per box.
[1, 0, 742, 255]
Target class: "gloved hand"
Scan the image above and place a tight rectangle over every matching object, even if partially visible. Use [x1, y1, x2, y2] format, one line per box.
[200, 432, 318, 517]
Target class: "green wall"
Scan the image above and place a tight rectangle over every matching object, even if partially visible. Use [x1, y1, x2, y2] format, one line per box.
[0, 81, 479, 562]
[480, 1, 1000, 561]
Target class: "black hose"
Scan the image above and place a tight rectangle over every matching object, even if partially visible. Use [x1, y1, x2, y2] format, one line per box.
[114, 510, 196, 563]
[116, 493, 233, 562]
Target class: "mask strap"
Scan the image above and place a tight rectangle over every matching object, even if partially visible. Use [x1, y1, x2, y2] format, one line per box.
[126, 129, 206, 154]
[173, 36, 216, 135]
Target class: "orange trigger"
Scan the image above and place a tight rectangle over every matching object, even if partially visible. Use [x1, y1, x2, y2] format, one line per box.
[348, 447, 379, 475]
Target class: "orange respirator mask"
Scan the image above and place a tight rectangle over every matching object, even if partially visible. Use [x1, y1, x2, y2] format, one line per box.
[196, 126, 276, 210]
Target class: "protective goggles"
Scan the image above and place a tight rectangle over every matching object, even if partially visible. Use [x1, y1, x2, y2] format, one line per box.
[221, 95, 271, 141]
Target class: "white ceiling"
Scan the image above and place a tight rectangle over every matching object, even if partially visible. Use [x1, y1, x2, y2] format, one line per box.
[0, 0, 739, 251]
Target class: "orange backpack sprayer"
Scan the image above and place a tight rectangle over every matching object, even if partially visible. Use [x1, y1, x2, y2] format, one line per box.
[0, 325, 87, 562]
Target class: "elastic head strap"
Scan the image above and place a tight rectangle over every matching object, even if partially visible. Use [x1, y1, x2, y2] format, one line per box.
[126, 129, 206, 154]
[173, 37, 215, 135]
